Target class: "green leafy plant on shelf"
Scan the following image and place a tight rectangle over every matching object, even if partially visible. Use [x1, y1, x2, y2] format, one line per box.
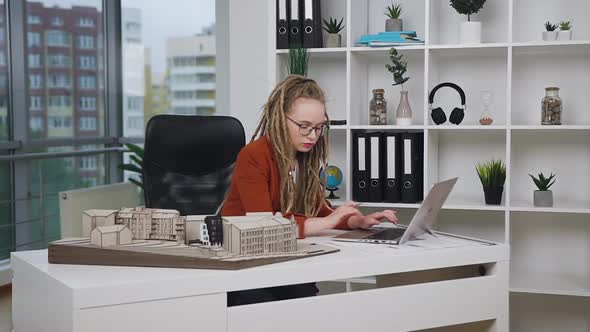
[450, 0, 486, 22]
[322, 17, 344, 34]
[385, 2, 403, 19]
[287, 48, 310, 76]
[559, 20, 572, 31]
[475, 159, 506, 188]
[385, 47, 410, 90]
[529, 172, 556, 191]
[544, 21, 558, 32]
[119, 143, 144, 190]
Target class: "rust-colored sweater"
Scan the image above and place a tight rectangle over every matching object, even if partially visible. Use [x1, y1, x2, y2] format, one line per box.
[222, 136, 349, 238]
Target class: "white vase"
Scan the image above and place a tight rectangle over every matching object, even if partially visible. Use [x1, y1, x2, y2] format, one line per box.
[558, 30, 572, 40]
[459, 21, 482, 44]
[542, 31, 558, 41]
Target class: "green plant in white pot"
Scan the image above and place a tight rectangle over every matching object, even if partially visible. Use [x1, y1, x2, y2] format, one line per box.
[322, 17, 344, 48]
[543, 21, 558, 41]
[558, 20, 572, 40]
[450, 0, 486, 44]
[385, 2, 403, 32]
[529, 172, 556, 207]
[475, 159, 506, 205]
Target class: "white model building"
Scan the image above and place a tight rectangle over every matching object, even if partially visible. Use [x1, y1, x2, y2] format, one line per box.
[90, 225, 133, 248]
[222, 213, 298, 256]
[82, 209, 119, 238]
[116, 207, 186, 242]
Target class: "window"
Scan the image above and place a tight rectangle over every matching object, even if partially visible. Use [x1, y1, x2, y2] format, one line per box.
[30, 96, 44, 110]
[30, 117, 44, 131]
[79, 116, 97, 131]
[79, 156, 97, 170]
[78, 75, 96, 89]
[77, 35, 95, 49]
[127, 96, 143, 111]
[27, 15, 42, 24]
[46, 30, 71, 47]
[78, 56, 96, 69]
[48, 95, 72, 107]
[28, 54, 41, 68]
[173, 91, 195, 99]
[0, 53, 5, 66]
[48, 116, 72, 128]
[82, 176, 98, 186]
[27, 32, 41, 47]
[125, 22, 141, 31]
[48, 74, 71, 88]
[0, 29, 4, 43]
[78, 18, 95, 27]
[47, 54, 72, 67]
[29, 74, 43, 89]
[50, 17, 64, 26]
[79, 97, 96, 110]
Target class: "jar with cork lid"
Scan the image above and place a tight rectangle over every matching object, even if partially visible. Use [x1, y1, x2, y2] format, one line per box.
[369, 89, 387, 125]
[541, 87, 562, 125]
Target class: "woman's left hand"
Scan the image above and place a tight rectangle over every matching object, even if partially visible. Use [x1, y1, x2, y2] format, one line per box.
[346, 210, 398, 230]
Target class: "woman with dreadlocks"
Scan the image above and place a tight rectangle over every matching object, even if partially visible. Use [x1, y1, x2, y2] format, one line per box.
[222, 75, 397, 306]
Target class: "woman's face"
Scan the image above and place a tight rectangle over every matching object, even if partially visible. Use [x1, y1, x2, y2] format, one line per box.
[286, 97, 327, 154]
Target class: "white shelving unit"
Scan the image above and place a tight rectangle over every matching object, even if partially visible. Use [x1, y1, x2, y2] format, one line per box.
[270, 0, 590, 330]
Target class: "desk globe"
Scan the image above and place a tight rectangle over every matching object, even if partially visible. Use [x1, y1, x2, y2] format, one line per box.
[322, 165, 343, 199]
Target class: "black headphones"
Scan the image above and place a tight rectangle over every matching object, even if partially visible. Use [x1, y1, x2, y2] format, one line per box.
[429, 82, 466, 125]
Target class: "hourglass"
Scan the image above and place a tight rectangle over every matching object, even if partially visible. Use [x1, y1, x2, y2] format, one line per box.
[479, 90, 494, 125]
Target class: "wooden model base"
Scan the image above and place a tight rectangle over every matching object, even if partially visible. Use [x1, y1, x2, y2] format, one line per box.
[48, 238, 339, 270]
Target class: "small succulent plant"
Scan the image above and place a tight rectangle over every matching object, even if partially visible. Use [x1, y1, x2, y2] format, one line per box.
[544, 21, 558, 32]
[529, 172, 556, 191]
[559, 20, 572, 31]
[322, 17, 344, 34]
[385, 2, 403, 19]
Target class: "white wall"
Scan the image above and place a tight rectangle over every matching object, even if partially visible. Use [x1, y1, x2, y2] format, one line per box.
[217, 0, 274, 140]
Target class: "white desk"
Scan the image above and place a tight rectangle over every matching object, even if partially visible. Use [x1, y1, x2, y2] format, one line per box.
[11, 231, 509, 332]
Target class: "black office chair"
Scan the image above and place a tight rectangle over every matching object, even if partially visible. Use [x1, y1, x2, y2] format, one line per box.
[142, 114, 245, 216]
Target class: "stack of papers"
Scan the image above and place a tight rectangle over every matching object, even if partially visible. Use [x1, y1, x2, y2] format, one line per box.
[356, 30, 425, 47]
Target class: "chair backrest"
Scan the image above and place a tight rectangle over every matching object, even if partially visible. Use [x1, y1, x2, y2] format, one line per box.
[143, 114, 245, 216]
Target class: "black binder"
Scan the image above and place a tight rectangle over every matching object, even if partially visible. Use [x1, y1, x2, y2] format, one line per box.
[352, 131, 369, 202]
[288, 0, 303, 47]
[382, 132, 402, 203]
[301, 0, 323, 48]
[400, 132, 424, 203]
[368, 132, 383, 202]
[276, 0, 289, 49]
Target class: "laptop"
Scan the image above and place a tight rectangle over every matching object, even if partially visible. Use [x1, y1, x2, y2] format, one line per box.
[333, 177, 458, 245]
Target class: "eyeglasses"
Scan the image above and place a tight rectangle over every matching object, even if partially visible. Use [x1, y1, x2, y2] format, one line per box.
[286, 116, 328, 137]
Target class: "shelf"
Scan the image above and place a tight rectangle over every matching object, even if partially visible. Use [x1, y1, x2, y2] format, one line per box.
[510, 272, 590, 297]
[442, 201, 506, 212]
[328, 125, 348, 130]
[427, 125, 507, 130]
[276, 47, 346, 60]
[510, 125, 590, 131]
[350, 125, 425, 130]
[428, 42, 510, 50]
[510, 202, 590, 214]
[350, 45, 425, 53]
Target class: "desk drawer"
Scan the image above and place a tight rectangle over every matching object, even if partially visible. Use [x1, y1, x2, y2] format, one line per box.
[227, 275, 507, 332]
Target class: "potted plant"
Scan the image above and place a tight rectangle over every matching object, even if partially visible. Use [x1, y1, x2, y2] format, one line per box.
[385, 2, 403, 32]
[287, 47, 310, 76]
[450, 0, 486, 44]
[385, 47, 412, 125]
[558, 20, 572, 40]
[475, 159, 506, 205]
[118, 143, 145, 203]
[322, 17, 344, 48]
[529, 172, 556, 207]
[543, 21, 558, 41]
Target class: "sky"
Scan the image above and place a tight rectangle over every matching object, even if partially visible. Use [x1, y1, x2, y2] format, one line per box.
[35, 0, 216, 73]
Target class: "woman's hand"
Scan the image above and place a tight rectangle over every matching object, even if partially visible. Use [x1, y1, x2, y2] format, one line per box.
[347, 209, 398, 230]
[325, 204, 361, 228]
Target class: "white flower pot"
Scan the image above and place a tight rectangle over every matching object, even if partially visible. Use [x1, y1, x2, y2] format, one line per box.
[558, 30, 572, 40]
[542, 31, 558, 41]
[459, 21, 482, 44]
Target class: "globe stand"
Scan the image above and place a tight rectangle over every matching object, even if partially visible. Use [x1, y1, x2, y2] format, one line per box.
[326, 187, 340, 199]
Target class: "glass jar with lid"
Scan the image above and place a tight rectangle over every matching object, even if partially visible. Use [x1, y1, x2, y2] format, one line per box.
[369, 89, 387, 125]
[541, 87, 562, 125]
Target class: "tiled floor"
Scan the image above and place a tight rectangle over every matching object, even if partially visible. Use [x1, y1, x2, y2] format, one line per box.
[0, 286, 11, 332]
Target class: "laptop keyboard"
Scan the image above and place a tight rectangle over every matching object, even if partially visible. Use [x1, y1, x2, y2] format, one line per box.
[367, 228, 406, 240]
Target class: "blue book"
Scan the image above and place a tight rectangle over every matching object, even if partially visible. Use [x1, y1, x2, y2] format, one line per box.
[356, 30, 423, 46]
